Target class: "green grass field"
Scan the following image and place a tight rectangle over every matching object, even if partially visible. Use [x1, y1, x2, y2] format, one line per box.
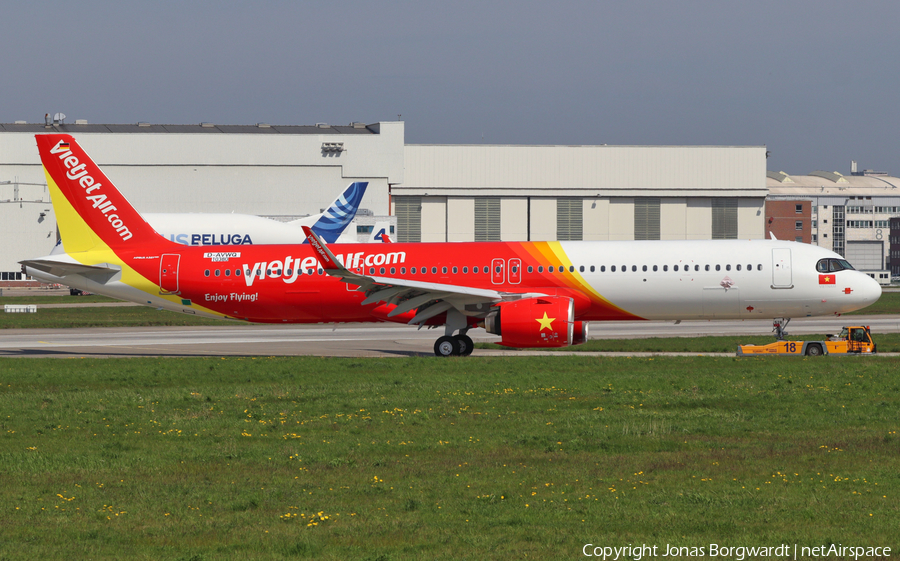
[1, 356, 897, 559]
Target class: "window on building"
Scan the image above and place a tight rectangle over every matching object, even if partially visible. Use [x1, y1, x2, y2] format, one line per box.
[395, 196, 422, 242]
[557, 198, 583, 241]
[795, 204, 803, 214]
[795, 221, 803, 230]
[475, 197, 501, 241]
[712, 198, 738, 239]
[634, 198, 661, 240]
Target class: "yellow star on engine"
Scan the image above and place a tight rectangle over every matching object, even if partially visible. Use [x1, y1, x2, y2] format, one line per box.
[536, 312, 555, 331]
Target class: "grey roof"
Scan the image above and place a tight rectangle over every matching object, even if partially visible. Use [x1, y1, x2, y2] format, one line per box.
[0, 122, 376, 135]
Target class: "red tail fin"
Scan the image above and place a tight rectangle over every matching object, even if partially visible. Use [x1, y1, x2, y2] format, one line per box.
[36, 134, 164, 253]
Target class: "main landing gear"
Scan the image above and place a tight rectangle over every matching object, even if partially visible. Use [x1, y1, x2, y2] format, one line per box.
[434, 332, 474, 357]
[433, 308, 474, 357]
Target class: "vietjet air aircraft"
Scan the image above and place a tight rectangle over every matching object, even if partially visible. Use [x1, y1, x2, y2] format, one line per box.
[23, 134, 881, 356]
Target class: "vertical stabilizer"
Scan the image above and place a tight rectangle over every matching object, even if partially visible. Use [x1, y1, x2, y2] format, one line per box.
[36, 134, 163, 254]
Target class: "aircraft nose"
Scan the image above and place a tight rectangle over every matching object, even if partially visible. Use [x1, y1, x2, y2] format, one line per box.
[855, 272, 882, 307]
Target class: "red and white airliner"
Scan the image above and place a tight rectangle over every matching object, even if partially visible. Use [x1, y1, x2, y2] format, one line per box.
[22, 134, 881, 356]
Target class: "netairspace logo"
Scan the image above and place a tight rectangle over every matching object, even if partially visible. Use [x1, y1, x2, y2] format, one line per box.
[581, 543, 892, 560]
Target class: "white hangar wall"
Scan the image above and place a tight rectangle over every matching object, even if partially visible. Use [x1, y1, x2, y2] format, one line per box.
[394, 144, 767, 243]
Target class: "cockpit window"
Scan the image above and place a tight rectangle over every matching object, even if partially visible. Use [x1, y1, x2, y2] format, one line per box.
[816, 258, 855, 273]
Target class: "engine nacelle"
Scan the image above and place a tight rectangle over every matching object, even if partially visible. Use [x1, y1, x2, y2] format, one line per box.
[571, 320, 589, 346]
[485, 296, 575, 348]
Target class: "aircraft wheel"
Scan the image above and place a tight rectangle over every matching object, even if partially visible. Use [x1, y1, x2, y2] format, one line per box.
[455, 334, 474, 356]
[434, 336, 460, 357]
[806, 343, 823, 356]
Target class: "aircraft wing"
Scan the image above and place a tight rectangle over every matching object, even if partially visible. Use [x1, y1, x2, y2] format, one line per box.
[19, 257, 120, 278]
[301, 226, 545, 324]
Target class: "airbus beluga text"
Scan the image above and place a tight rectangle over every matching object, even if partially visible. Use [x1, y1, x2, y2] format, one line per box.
[22, 134, 881, 356]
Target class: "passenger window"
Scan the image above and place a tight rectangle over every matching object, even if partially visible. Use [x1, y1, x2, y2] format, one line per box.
[611, 265, 616, 272]
[736, 264, 741, 271]
[380, 267, 385, 274]
[401, 267, 406, 274]
[663, 265, 668, 271]
[548, 266, 554, 274]
[558, 266, 564, 273]
[512, 266, 518, 273]
[538, 266, 543, 273]
[369, 267, 375, 274]
[642, 265, 647, 272]
[443, 267, 448, 274]
[225, 269, 231, 277]
[204, 270, 210, 277]
[472, 266, 478, 274]
[621, 265, 626, 273]
[652, 265, 658, 272]
[726, 264, 731, 271]
[318, 269, 323, 275]
[452, 267, 458, 274]
[705, 265, 710, 271]
[715, 265, 721, 271]
[432, 267, 437, 274]
[236, 268, 242, 276]
[590, 265, 595, 272]
[632, 265, 637, 272]
[757, 264, 763, 271]
[695, 265, 699, 271]
[674, 265, 679, 272]
[579, 265, 585, 272]
[746, 264, 751, 271]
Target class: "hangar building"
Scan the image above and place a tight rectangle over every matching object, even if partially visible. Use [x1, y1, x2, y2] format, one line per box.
[1, 119, 767, 284]
[767, 166, 900, 282]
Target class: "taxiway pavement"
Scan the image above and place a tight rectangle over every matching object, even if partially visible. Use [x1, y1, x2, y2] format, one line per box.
[1, 315, 897, 358]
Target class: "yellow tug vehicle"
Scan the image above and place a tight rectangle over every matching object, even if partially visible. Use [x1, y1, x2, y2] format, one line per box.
[737, 323, 876, 357]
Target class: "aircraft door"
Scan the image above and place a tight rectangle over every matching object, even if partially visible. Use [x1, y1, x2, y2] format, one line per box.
[160, 253, 181, 295]
[508, 258, 522, 284]
[491, 258, 505, 285]
[772, 249, 793, 288]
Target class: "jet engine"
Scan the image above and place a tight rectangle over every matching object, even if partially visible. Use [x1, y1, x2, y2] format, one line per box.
[484, 296, 584, 348]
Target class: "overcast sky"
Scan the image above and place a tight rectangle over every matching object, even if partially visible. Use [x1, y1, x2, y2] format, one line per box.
[4, 1, 898, 175]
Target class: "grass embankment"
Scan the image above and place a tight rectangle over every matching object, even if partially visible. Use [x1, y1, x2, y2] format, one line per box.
[0, 306, 232, 329]
[1, 356, 897, 559]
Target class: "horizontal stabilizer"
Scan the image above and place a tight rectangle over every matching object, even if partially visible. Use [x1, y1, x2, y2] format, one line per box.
[20, 257, 120, 278]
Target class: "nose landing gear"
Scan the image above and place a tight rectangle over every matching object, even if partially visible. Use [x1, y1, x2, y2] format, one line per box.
[773, 318, 791, 341]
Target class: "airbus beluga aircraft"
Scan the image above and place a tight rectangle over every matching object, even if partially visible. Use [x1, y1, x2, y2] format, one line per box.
[22, 134, 881, 356]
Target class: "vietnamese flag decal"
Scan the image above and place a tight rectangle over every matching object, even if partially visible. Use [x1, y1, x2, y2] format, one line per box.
[819, 274, 836, 285]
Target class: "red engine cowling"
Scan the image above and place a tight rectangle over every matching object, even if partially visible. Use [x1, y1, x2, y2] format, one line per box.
[485, 296, 574, 348]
